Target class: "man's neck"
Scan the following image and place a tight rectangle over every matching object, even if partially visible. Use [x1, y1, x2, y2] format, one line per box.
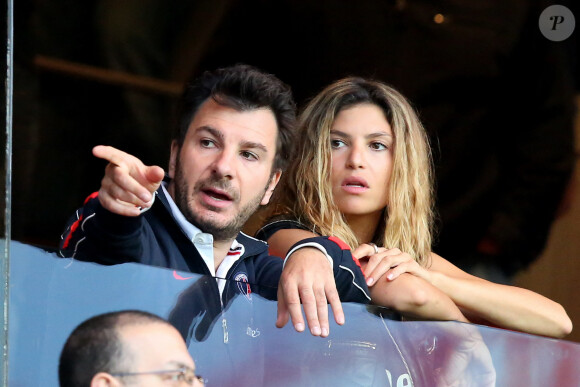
[163, 183, 239, 272]
[213, 238, 236, 272]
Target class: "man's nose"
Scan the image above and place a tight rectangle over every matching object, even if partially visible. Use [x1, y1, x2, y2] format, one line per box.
[211, 149, 236, 179]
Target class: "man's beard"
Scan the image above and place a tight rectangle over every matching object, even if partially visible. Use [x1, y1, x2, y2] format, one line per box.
[173, 164, 268, 242]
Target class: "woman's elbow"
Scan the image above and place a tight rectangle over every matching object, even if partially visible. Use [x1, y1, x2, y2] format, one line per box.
[556, 310, 573, 338]
[405, 286, 431, 308]
[562, 320, 573, 337]
[546, 303, 573, 338]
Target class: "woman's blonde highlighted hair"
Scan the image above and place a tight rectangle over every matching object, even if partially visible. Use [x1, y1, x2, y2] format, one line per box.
[269, 77, 434, 266]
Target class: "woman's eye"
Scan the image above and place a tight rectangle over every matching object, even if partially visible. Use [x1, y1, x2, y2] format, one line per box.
[370, 142, 387, 150]
[331, 139, 345, 148]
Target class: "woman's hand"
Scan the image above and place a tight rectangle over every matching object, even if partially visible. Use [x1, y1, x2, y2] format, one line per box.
[352, 244, 432, 286]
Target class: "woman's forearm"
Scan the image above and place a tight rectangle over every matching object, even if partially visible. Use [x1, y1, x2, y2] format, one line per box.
[370, 273, 469, 323]
[429, 270, 572, 338]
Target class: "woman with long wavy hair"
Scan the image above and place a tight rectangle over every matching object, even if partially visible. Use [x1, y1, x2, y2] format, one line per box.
[257, 77, 572, 338]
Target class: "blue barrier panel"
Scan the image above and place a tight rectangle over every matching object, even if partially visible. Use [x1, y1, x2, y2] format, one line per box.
[9, 242, 580, 386]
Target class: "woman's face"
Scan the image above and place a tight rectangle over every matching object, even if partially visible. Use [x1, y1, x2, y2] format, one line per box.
[330, 103, 394, 218]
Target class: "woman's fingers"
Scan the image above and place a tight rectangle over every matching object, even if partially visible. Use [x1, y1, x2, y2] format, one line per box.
[364, 248, 414, 286]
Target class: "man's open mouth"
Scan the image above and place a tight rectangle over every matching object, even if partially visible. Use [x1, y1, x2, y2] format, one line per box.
[202, 188, 233, 201]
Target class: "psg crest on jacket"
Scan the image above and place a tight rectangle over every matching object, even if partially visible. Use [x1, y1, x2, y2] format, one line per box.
[234, 272, 252, 301]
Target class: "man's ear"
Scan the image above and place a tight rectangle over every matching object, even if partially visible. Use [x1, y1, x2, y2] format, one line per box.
[90, 372, 120, 387]
[168, 140, 179, 179]
[261, 170, 282, 205]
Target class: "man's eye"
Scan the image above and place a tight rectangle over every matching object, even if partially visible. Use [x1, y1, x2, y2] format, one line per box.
[331, 139, 345, 148]
[370, 142, 387, 150]
[166, 372, 187, 382]
[241, 151, 258, 161]
[200, 139, 216, 148]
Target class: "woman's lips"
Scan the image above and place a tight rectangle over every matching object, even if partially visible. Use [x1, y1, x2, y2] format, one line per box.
[341, 176, 369, 194]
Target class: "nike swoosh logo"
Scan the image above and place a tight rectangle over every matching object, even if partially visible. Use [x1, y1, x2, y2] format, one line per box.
[173, 270, 194, 280]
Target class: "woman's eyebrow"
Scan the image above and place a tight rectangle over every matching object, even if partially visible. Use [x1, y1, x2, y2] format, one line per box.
[330, 129, 393, 139]
[366, 132, 393, 139]
[330, 129, 351, 138]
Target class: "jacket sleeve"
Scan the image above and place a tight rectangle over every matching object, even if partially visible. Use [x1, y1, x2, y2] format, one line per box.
[287, 236, 371, 304]
[58, 192, 145, 264]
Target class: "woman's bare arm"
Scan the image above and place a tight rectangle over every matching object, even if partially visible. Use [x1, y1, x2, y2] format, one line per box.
[267, 229, 468, 323]
[266, 228, 318, 257]
[369, 273, 468, 322]
[427, 253, 572, 338]
[373, 248, 573, 338]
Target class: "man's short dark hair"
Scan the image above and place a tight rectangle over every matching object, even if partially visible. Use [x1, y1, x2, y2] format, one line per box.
[58, 310, 170, 387]
[175, 64, 297, 171]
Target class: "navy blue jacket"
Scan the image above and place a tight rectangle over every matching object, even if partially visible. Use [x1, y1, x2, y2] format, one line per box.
[59, 188, 370, 304]
[59, 189, 281, 300]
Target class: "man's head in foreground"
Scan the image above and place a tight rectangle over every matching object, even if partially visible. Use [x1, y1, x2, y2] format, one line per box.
[59, 310, 203, 387]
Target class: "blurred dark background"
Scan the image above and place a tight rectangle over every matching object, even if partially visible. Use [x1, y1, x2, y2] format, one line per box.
[5, 0, 580, 339]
